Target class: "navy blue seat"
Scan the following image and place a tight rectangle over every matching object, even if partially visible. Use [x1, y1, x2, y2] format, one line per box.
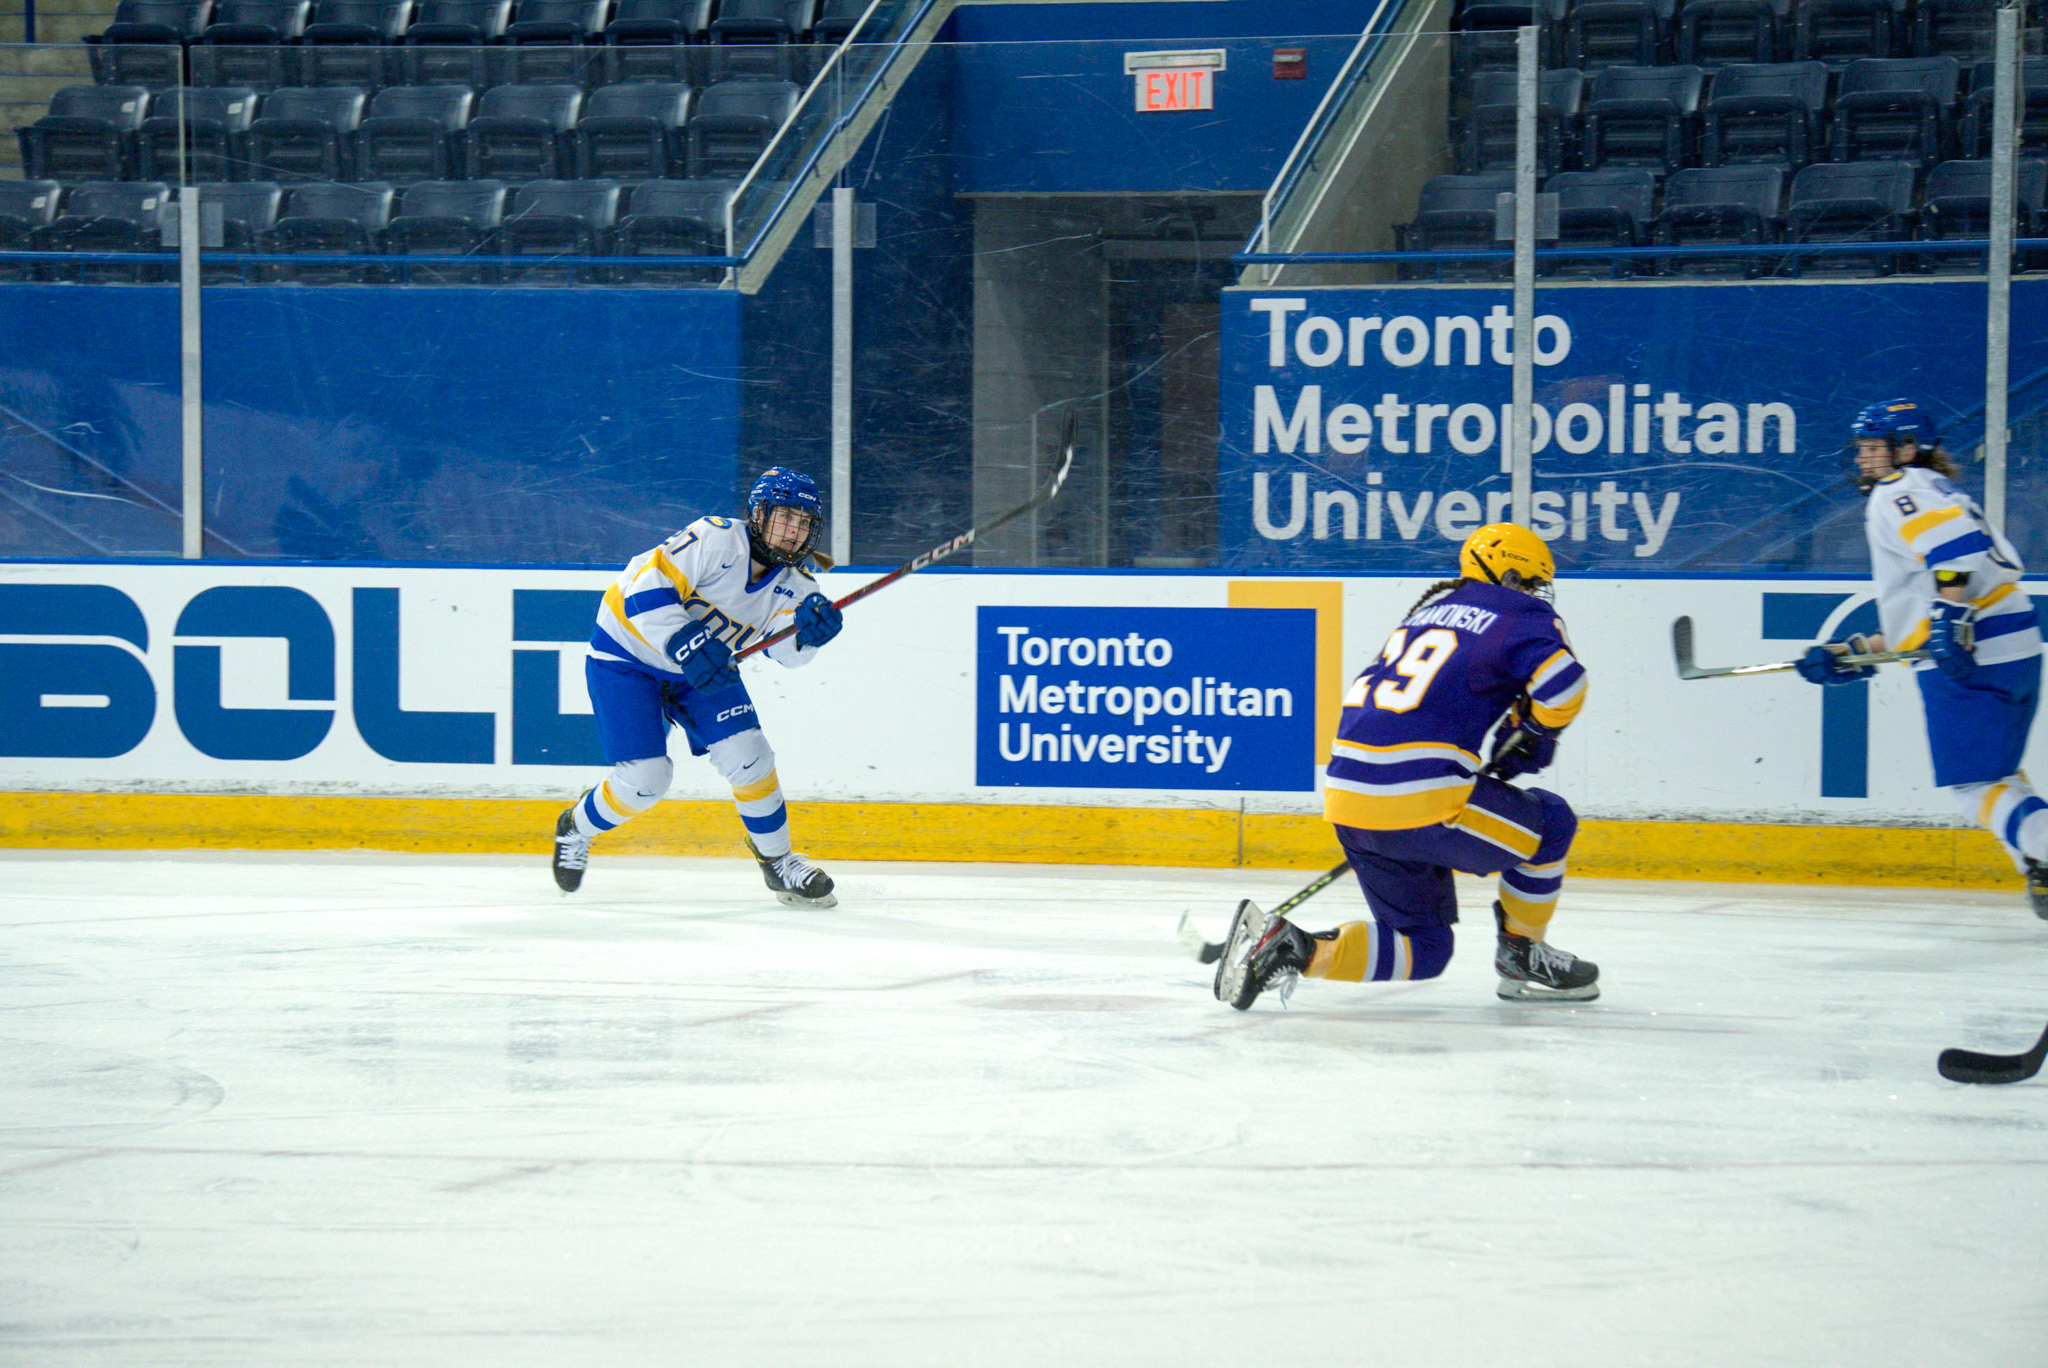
[1781, 159, 1915, 274]
[190, 0, 311, 88]
[0, 181, 64, 282]
[1833, 56, 1960, 164]
[1459, 68, 1584, 175]
[383, 178, 508, 281]
[198, 179, 283, 280]
[1564, 0, 1674, 72]
[707, 0, 818, 81]
[1791, 0, 1905, 63]
[600, 0, 713, 83]
[572, 80, 691, 177]
[1700, 60, 1827, 166]
[17, 86, 152, 182]
[499, 177, 621, 279]
[1580, 63, 1702, 171]
[1916, 157, 2048, 271]
[1655, 163, 1785, 275]
[810, 0, 867, 45]
[1455, 0, 1567, 79]
[90, 0, 213, 89]
[267, 179, 395, 279]
[1961, 57, 2048, 157]
[500, 0, 609, 84]
[401, 0, 514, 86]
[26, 181, 171, 283]
[610, 176, 731, 281]
[1913, 0, 1997, 59]
[135, 85, 259, 181]
[1544, 167, 1658, 275]
[1394, 171, 1513, 281]
[465, 82, 583, 180]
[296, 0, 412, 89]
[1675, 0, 1789, 67]
[246, 84, 368, 180]
[685, 77, 797, 177]
[356, 83, 476, 183]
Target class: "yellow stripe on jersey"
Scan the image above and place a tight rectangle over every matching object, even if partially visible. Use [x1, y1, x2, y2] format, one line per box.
[650, 549, 695, 596]
[1896, 618, 1931, 652]
[1324, 782, 1474, 830]
[602, 583, 658, 652]
[1330, 737, 1483, 768]
[1529, 681, 1587, 730]
[1899, 504, 1965, 542]
[732, 769, 780, 802]
[1451, 804, 1543, 859]
[1976, 582, 2020, 611]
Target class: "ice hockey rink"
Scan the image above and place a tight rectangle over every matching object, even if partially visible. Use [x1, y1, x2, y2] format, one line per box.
[3, 851, 2045, 1367]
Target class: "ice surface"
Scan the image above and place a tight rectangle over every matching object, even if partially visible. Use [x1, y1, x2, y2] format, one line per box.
[3, 852, 2046, 1367]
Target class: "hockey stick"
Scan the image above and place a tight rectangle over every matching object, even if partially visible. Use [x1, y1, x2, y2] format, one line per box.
[1671, 615, 1930, 681]
[1177, 862, 1350, 965]
[736, 410, 1079, 660]
[1937, 1020, 2048, 1085]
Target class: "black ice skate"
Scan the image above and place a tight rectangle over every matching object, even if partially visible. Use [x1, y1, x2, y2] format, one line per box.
[552, 807, 589, 893]
[1213, 900, 1315, 1011]
[2027, 860, 2048, 921]
[1493, 902, 1599, 1001]
[754, 845, 837, 908]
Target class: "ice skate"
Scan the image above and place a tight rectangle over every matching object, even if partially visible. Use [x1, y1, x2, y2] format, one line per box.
[1494, 902, 1599, 1001]
[755, 845, 837, 907]
[2027, 860, 2048, 921]
[552, 807, 589, 893]
[1213, 900, 1314, 1011]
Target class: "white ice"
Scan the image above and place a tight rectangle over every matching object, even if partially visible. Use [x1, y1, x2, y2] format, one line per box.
[3, 852, 2047, 1367]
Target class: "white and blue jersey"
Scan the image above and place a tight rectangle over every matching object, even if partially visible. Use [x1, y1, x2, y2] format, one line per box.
[1865, 466, 2041, 668]
[587, 515, 824, 680]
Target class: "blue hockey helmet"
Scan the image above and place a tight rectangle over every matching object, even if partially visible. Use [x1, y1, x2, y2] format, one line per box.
[746, 466, 823, 568]
[1850, 398, 1938, 449]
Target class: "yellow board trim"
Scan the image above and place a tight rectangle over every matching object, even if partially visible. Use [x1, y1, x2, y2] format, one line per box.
[0, 794, 2028, 891]
[1228, 580, 1343, 766]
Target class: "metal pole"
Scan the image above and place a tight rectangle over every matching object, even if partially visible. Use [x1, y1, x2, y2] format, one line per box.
[179, 185, 203, 560]
[830, 184, 853, 565]
[1985, 3, 2019, 533]
[1509, 24, 1536, 525]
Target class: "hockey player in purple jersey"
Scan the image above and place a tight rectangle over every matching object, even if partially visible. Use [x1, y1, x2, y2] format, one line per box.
[1215, 523, 1600, 1010]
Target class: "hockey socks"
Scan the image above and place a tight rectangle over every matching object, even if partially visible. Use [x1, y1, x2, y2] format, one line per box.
[573, 755, 673, 838]
[1497, 856, 1567, 940]
[1954, 776, 2048, 871]
[1306, 921, 1453, 983]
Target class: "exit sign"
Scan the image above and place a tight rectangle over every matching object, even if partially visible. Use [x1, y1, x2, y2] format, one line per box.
[1123, 50, 1226, 112]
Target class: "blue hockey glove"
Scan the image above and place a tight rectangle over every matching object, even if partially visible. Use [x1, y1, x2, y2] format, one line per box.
[1795, 635, 1876, 687]
[1927, 599, 1979, 682]
[1486, 710, 1558, 781]
[795, 593, 842, 649]
[665, 622, 739, 693]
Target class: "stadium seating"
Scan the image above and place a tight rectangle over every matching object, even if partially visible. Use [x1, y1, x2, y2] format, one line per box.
[1961, 57, 2048, 156]
[399, 0, 513, 85]
[1455, 0, 1568, 80]
[498, 177, 621, 278]
[297, 0, 412, 89]
[0, 181, 63, 282]
[1580, 63, 1703, 172]
[707, 0, 820, 82]
[200, 179, 285, 278]
[18, 86, 154, 182]
[1782, 157, 1916, 272]
[135, 85, 259, 180]
[1393, 171, 1514, 281]
[26, 180, 171, 282]
[610, 176, 732, 280]
[571, 81, 694, 179]
[1791, 0, 1908, 64]
[811, 0, 868, 46]
[600, 0, 715, 84]
[1916, 156, 2048, 268]
[1831, 55, 1960, 164]
[1699, 60, 1829, 166]
[355, 83, 476, 181]
[1655, 163, 1785, 274]
[382, 177, 507, 279]
[1545, 166, 1659, 275]
[266, 179, 396, 279]
[686, 78, 798, 177]
[1912, 0, 1999, 59]
[88, 0, 213, 89]
[245, 84, 368, 181]
[1675, 0, 1789, 68]
[465, 83, 584, 180]
[499, 0, 609, 84]
[189, 1, 312, 89]
[1459, 68, 1584, 174]
[1564, 0, 1677, 73]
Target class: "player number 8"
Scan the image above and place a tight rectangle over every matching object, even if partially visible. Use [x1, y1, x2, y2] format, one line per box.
[1372, 628, 1460, 712]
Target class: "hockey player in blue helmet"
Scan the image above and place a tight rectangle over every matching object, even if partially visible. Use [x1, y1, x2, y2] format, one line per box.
[551, 466, 845, 904]
[1797, 399, 2047, 916]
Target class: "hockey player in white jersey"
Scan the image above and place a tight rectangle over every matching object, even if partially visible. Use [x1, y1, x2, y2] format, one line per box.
[1796, 399, 2046, 916]
[551, 467, 844, 905]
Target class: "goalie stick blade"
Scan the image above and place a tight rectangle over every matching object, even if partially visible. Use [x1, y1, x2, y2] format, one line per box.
[1177, 910, 1224, 964]
[1937, 1022, 2048, 1085]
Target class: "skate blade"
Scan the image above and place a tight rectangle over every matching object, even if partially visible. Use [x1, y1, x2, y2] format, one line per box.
[1496, 977, 1599, 1002]
[775, 890, 838, 909]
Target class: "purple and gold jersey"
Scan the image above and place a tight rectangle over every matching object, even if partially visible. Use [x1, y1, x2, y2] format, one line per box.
[1324, 581, 1587, 830]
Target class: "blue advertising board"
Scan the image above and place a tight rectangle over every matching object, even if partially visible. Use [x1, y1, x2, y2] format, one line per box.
[976, 605, 1316, 791]
[1217, 280, 2048, 574]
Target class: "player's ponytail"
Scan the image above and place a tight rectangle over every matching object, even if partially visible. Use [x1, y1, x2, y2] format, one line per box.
[1910, 444, 1960, 480]
[1403, 578, 1467, 620]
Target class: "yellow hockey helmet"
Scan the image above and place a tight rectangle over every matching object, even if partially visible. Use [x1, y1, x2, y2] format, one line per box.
[1459, 522, 1554, 595]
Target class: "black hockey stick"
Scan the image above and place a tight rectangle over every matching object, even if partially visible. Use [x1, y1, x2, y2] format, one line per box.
[737, 410, 1078, 660]
[1177, 862, 1349, 964]
[1671, 615, 1928, 681]
[1937, 1020, 2048, 1085]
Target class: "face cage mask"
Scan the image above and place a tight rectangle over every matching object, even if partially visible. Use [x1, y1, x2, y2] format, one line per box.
[750, 503, 820, 568]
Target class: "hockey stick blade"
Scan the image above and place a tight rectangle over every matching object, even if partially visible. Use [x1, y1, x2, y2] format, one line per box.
[1671, 614, 1930, 681]
[1937, 1021, 2048, 1084]
[1177, 910, 1224, 964]
[737, 410, 1078, 660]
